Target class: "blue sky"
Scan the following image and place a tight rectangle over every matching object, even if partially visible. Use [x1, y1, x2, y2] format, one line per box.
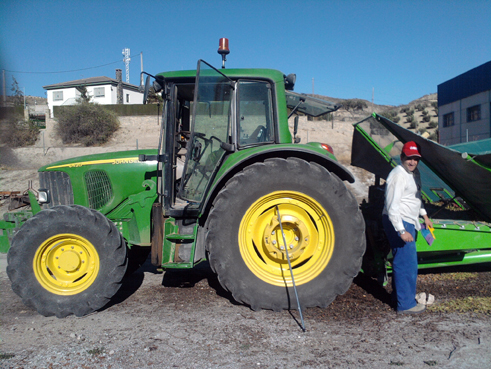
[1, 0, 490, 106]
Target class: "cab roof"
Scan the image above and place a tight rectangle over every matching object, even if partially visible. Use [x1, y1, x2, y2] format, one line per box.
[158, 68, 286, 83]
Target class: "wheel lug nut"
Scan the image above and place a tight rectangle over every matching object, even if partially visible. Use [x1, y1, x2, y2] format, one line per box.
[294, 236, 299, 241]
[272, 240, 277, 245]
[289, 244, 293, 249]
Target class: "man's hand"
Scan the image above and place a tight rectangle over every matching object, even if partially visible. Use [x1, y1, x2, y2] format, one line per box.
[400, 231, 414, 243]
[423, 214, 433, 229]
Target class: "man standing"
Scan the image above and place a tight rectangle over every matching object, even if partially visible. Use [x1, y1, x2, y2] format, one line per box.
[382, 141, 433, 314]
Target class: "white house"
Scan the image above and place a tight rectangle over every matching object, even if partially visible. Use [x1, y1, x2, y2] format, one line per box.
[43, 69, 143, 117]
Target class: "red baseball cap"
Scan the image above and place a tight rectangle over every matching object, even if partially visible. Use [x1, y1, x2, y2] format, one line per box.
[402, 141, 421, 157]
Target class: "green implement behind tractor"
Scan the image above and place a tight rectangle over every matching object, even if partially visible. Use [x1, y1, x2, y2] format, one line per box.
[1, 42, 366, 317]
[352, 113, 491, 282]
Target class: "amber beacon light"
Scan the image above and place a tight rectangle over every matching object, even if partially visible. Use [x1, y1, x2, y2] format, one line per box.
[218, 38, 230, 68]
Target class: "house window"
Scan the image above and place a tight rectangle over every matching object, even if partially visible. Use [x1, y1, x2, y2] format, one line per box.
[53, 91, 63, 101]
[467, 105, 481, 122]
[94, 87, 105, 98]
[126, 94, 130, 103]
[443, 112, 454, 127]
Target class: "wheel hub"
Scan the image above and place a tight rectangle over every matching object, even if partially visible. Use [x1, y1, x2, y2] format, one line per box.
[239, 191, 334, 287]
[34, 234, 100, 295]
[262, 213, 310, 262]
[57, 249, 82, 272]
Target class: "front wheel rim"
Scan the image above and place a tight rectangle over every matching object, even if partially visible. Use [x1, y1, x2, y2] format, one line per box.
[239, 191, 334, 287]
[33, 234, 100, 295]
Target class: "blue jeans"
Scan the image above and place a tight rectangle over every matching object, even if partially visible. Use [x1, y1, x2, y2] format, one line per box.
[382, 214, 418, 311]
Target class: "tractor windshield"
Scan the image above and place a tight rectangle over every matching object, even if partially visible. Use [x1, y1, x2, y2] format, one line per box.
[179, 60, 234, 203]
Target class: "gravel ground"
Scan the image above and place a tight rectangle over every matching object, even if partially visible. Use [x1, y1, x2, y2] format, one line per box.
[1, 255, 491, 369]
[1, 117, 490, 368]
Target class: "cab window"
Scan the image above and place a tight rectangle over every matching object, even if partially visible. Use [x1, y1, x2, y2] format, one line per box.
[237, 81, 274, 147]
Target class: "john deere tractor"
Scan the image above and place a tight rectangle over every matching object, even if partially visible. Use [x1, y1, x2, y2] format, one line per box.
[2, 40, 366, 317]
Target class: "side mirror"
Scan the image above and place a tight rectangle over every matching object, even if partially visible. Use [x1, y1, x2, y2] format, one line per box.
[143, 75, 151, 105]
[285, 74, 296, 91]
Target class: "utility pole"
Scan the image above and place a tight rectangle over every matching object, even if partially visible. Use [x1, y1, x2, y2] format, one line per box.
[140, 52, 143, 86]
[2, 70, 6, 106]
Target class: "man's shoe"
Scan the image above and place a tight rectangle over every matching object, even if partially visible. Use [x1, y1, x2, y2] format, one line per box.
[397, 303, 426, 314]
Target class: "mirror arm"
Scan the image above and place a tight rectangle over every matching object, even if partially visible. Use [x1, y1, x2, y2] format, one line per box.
[287, 98, 305, 119]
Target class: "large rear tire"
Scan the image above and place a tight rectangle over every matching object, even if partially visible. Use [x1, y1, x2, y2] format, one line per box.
[7, 205, 127, 318]
[206, 158, 365, 310]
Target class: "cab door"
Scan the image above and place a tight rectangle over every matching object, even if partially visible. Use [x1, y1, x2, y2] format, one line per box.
[178, 60, 235, 203]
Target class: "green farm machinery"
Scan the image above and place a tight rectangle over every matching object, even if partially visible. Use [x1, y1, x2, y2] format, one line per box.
[1, 42, 365, 317]
[1, 41, 490, 318]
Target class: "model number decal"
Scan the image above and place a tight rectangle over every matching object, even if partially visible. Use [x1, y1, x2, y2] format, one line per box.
[47, 157, 140, 169]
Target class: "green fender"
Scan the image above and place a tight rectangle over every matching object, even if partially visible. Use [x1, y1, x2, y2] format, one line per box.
[201, 143, 355, 215]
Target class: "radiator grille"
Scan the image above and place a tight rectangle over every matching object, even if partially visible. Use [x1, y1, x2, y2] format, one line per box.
[39, 171, 74, 208]
[85, 170, 113, 210]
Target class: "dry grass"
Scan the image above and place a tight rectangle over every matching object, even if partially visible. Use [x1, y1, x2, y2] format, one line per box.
[430, 272, 478, 281]
[429, 296, 491, 314]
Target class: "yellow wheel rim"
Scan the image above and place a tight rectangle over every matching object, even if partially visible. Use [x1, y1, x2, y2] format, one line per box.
[33, 234, 100, 295]
[239, 191, 334, 287]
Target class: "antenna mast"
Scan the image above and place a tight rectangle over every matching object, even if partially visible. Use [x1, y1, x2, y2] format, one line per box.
[122, 48, 131, 83]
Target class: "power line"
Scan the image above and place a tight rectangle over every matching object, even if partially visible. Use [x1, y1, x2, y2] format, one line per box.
[4, 53, 142, 75]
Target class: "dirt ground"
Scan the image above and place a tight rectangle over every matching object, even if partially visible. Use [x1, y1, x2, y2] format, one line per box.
[1, 257, 491, 369]
[1, 114, 491, 368]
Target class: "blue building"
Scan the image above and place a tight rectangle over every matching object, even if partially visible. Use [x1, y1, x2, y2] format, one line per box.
[438, 61, 491, 146]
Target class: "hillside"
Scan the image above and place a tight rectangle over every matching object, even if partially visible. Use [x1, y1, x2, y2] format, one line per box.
[0, 93, 439, 209]
[308, 93, 439, 140]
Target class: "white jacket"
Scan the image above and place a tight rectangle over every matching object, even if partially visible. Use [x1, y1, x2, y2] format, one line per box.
[383, 165, 427, 232]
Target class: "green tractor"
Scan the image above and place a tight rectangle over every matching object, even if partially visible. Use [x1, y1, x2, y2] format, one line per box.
[2, 41, 366, 317]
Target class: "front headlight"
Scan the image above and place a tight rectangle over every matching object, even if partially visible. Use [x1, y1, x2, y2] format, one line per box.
[38, 189, 50, 204]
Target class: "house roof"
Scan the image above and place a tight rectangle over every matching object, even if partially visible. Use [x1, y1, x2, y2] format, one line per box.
[43, 76, 141, 92]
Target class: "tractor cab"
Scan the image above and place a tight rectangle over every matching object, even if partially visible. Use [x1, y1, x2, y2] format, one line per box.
[141, 51, 340, 220]
[141, 61, 280, 217]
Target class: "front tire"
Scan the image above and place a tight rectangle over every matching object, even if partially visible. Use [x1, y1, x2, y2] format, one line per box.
[206, 158, 365, 310]
[7, 205, 127, 318]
